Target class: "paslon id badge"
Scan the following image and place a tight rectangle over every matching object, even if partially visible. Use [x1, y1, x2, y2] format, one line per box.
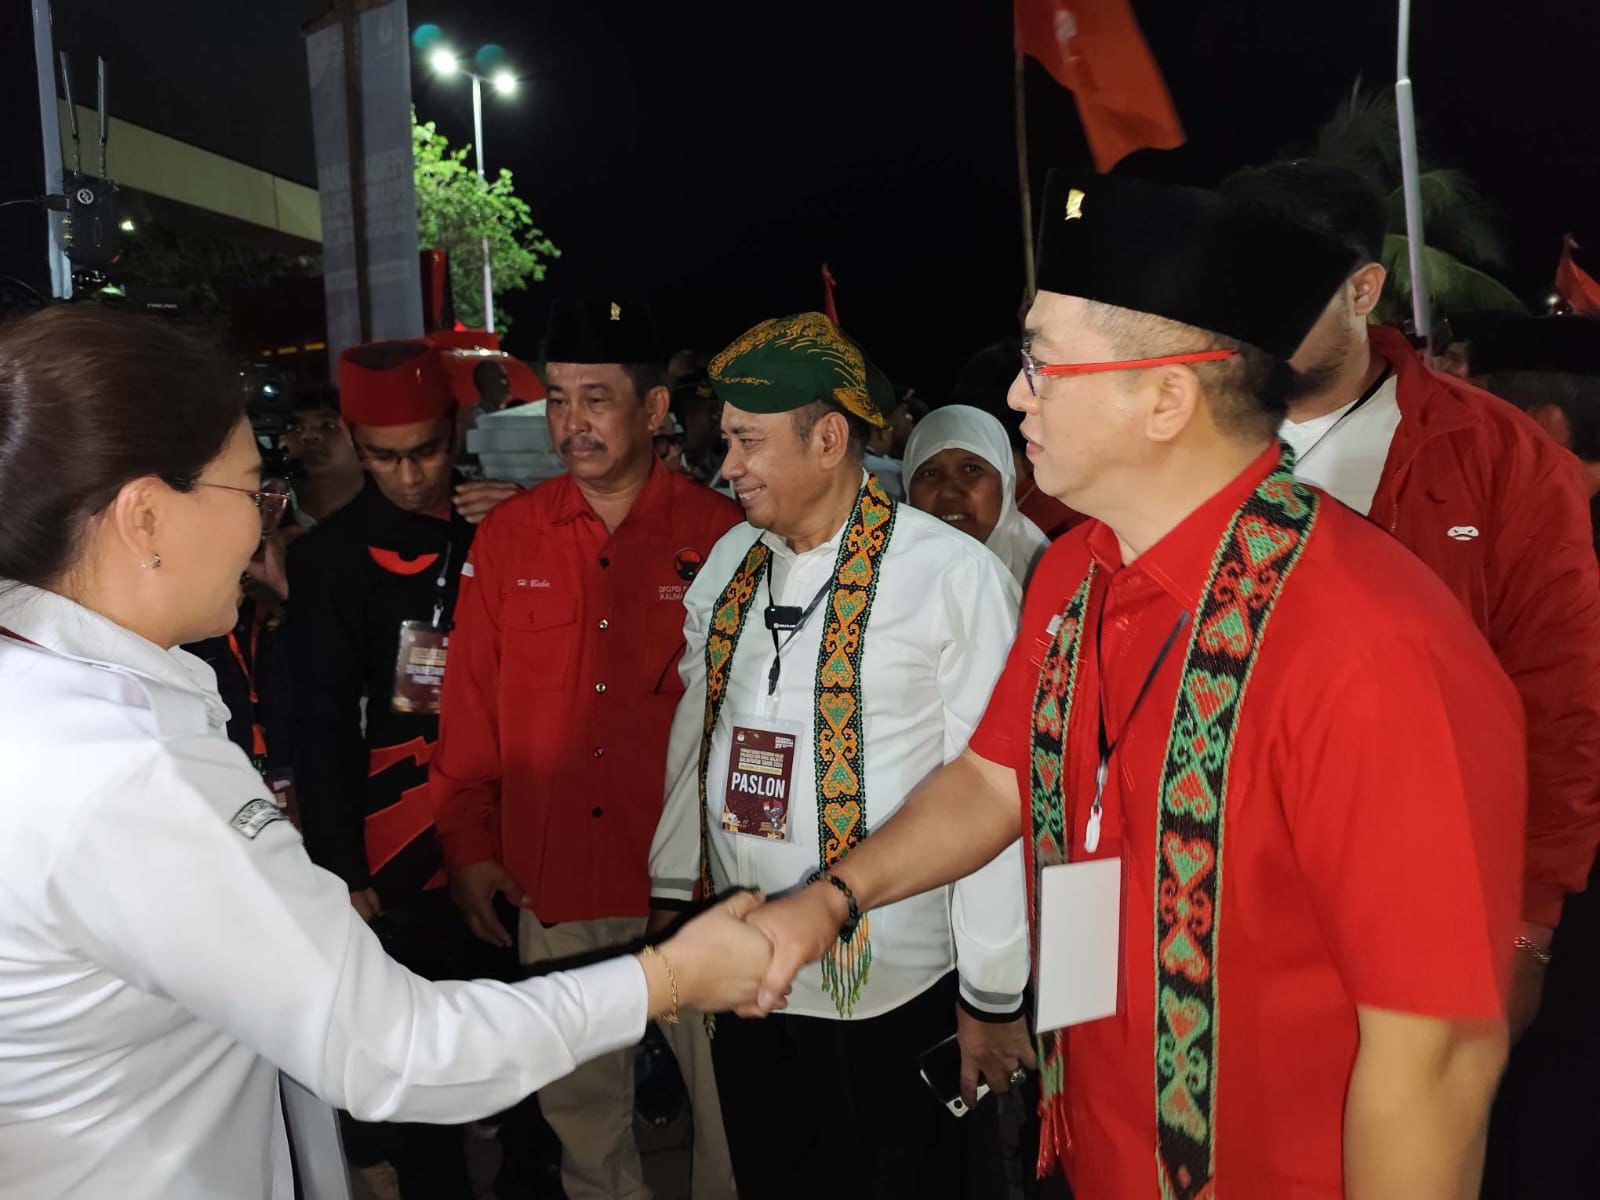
[392, 621, 449, 714]
[1035, 856, 1124, 1034]
[720, 715, 804, 841]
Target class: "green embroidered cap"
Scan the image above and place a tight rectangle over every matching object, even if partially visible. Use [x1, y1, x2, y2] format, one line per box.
[708, 312, 894, 428]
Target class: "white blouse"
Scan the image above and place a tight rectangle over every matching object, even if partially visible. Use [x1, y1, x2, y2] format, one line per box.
[0, 583, 646, 1199]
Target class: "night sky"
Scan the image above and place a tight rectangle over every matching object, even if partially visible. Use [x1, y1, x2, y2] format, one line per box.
[400, 0, 1600, 394]
[19, 0, 1600, 393]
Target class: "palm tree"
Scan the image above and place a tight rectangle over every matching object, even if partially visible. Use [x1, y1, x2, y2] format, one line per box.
[1306, 84, 1523, 325]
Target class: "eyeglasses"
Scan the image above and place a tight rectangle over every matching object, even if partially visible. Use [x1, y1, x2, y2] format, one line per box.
[180, 477, 293, 532]
[358, 439, 453, 470]
[1019, 345, 1240, 396]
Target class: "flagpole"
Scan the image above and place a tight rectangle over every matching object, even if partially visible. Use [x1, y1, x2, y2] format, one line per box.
[1395, 0, 1430, 342]
[1014, 50, 1037, 301]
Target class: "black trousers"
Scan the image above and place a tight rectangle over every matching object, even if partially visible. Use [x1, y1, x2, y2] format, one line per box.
[1481, 861, 1600, 1198]
[711, 973, 964, 1200]
[342, 889, 540, 1200]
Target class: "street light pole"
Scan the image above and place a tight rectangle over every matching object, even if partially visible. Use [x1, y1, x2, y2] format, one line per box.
[469, 72, 494, 334]
[426, 43, 516, 334]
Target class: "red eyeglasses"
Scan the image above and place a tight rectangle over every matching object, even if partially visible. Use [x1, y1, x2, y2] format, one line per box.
[1019, 347, 1240, 396]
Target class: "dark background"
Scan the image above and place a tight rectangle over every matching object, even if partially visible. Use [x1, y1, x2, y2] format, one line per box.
[6, 0, 1598, 392]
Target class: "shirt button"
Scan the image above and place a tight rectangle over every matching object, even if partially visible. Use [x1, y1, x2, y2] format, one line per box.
[594, 682, 608, 694]
[599, 557, 611, 568]
[593, 747, 605, 758]
[598, 618, 609, 630]
[591, 806, 604, 818]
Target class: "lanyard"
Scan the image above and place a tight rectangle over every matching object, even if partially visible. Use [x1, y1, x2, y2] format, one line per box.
[430, 541, 456, 630]
[1292, 364, 1393, 465]
[1087, 600, 1190, 853]
[227, 610, 268, 760]
[764, 572, 832, 697]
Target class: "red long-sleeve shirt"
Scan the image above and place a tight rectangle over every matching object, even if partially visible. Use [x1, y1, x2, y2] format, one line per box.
[1369, 326, 1600, 926]
[432, 463, 740, 923]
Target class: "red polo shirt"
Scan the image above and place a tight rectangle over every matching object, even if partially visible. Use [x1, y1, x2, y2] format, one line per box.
[969, 445, 1523, 1198]
[432, 463, 740, 923]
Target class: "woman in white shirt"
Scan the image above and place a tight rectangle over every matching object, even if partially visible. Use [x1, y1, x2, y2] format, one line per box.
[903, 404, 1051, 585]
[0, 305, 771, 1200]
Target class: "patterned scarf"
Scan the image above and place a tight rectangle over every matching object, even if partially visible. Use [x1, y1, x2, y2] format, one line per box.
[698, 476, 898, 1017]
[1025, 454, 1319, 1194]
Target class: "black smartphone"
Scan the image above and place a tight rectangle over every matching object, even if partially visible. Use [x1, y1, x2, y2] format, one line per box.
[918, 1034, 990, 1118]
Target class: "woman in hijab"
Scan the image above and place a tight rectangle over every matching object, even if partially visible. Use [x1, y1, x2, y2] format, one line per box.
[903, 404, 1050, 585]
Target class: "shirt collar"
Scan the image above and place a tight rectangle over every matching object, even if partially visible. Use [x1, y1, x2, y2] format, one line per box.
[0, 582, 227, 731]
[1084, 442, 1282, 610]
[759, 470, 869, 562]
[551, 459, 677, 536]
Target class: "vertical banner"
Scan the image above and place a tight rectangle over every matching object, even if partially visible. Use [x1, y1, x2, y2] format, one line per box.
[306, 0, 422, 362]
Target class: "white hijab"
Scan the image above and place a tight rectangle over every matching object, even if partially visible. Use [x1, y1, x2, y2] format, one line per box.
[903, 405, 1050, 585]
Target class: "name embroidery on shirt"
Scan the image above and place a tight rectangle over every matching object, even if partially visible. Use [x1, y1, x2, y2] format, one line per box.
[229, 798, 287, 840]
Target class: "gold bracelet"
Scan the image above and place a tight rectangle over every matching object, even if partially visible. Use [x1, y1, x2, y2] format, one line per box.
[641, 945, 680, 1024]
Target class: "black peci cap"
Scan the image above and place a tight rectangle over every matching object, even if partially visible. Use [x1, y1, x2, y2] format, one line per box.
[1035, 170, 1360, 360]
[540, 298, 662, 366]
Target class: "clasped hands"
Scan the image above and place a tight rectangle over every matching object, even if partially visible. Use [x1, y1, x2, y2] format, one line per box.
[652, 883, 1036, 1106]
[646, 879, 853, 1017]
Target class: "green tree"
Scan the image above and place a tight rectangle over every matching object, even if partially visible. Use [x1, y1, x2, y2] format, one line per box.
[413, 113, 559, 333]
[1307, 84, 1523, 325]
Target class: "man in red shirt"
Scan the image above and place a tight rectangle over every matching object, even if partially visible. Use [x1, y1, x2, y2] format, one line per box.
[738, 172, 1522, 1198]
[1454, 313, 1600, 1200]
[1223, 162, 1600, 1035]
[432, 299, 741, 1200]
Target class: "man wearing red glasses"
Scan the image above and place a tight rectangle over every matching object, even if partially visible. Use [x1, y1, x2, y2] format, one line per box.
[737, 172, 1522, 1200]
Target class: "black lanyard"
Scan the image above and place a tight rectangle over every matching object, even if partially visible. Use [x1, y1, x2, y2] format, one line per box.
[764, 572, 832, 696]
[1292, 364, 1393, 465]
[1087, 597, 1190, 852]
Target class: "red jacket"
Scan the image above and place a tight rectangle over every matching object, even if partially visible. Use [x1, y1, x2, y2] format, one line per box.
[1369, 325, 1600, 926]
[431, 463, 740, 923]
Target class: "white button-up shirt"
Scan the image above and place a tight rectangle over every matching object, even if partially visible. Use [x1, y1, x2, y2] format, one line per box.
[0, 584, 647, 1199]
[650, 493, 1030, 1020]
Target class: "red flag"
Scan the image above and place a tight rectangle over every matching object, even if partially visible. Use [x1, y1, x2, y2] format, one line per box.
[1556, 234, 1600, 316]
[1014, 0, 1184, 172]
[822, 264, 840, 325]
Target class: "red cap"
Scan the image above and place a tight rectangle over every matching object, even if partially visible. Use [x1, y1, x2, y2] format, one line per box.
[338, 340, 455, 427]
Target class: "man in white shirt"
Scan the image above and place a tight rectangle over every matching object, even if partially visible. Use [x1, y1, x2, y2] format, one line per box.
[648, 313, 1031, 1198]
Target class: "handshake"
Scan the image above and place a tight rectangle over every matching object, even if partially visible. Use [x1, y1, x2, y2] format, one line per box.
[450, 860, 852, 1019]
[641, 885, 852, 1019]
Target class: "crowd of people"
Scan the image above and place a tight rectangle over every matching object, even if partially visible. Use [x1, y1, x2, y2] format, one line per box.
[1, 155, 1599, 1200]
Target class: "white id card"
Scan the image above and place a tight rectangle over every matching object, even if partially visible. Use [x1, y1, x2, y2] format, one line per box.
[1035, 858, 1122, 1034]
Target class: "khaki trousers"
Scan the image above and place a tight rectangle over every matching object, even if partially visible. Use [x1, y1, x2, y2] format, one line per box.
[521, 914, 651, 1200]
[519, 913, 739, 1200]
[660, 1011, 738, 1200]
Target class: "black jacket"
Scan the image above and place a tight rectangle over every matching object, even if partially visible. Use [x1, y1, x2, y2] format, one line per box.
[287, 479, 476, 892]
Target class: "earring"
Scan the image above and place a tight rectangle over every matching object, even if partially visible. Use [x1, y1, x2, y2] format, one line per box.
[142, 553, 162, 570]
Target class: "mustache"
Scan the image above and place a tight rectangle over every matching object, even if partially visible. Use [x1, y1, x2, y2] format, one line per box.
[560, 436, 607, 455]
